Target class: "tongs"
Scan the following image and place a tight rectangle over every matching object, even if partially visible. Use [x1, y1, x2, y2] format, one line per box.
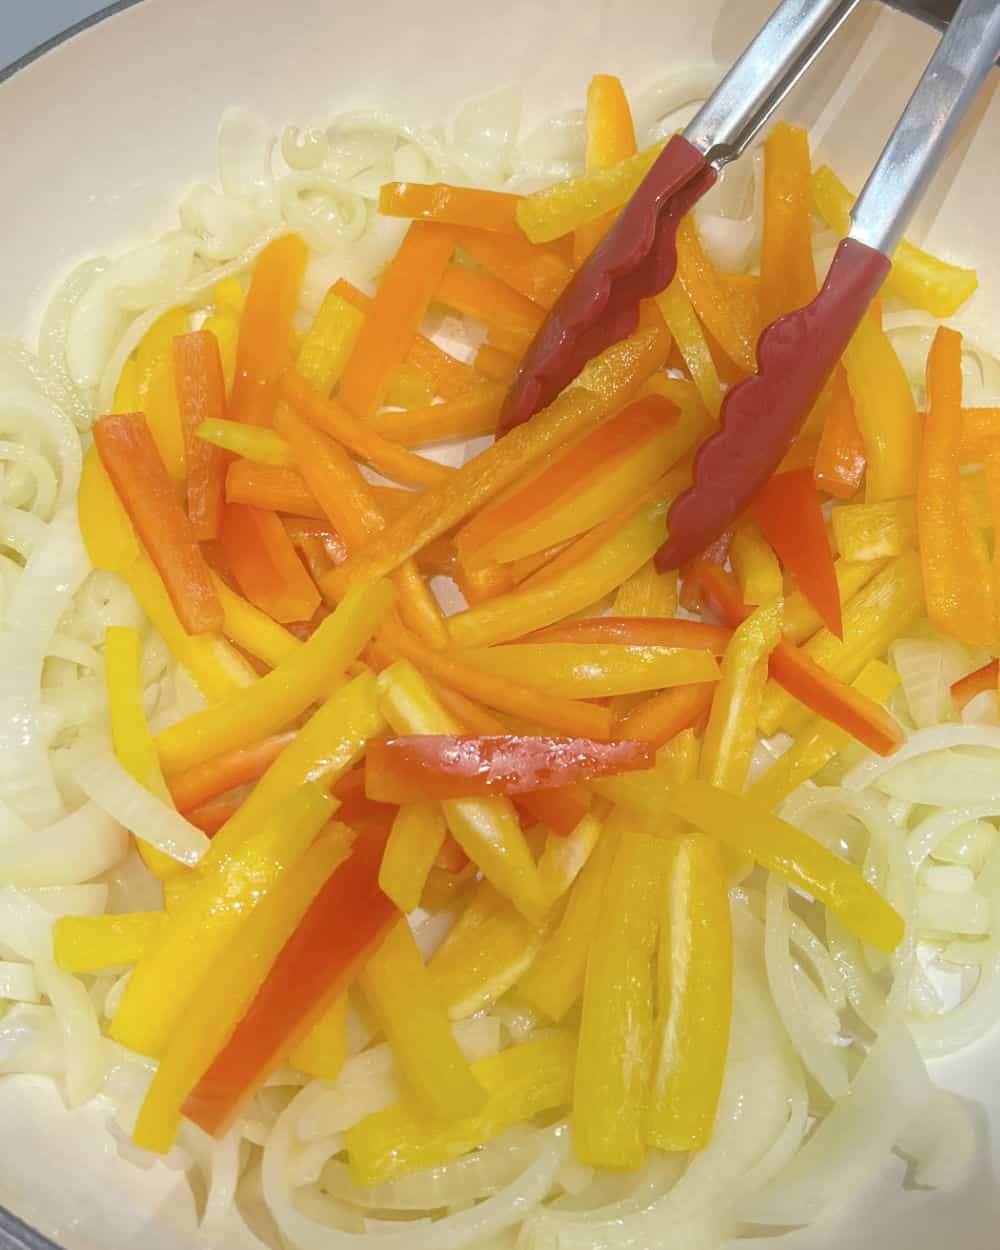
[498, 0, 1000, 570]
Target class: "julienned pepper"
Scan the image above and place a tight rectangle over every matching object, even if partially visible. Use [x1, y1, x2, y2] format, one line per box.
[218, 501, 322, 626]
[453, 226, 571, 309]
[574, 73, 638, 262]
[782, 557, 886, 645]
[951, 659, 999, 712]
[676, 216, 756, 374]
[211, 575, 301, 669]
[293, 287, 364, 395]
[730, 521, 783, 606]
[288, 994, 348, 1081]
[358, 920, 487, 1121]
[378, 802, 447, 913]
[173, 330, 228, 543]
[813, 366, 866, 501]
[613, 560, 679, 618]
[656, 280, 724, 418]
[760, 123, 816, 326]
[194, 419, 293, 466]
[663, 780, 905, 953]
[535, 807, 605, 905]
[527, 616, 731, 653]
[133, 307, 189, 482]
[378, 182, 526, 236]
[53, 911, 165, 974]
[344, 1032, 575, 1186]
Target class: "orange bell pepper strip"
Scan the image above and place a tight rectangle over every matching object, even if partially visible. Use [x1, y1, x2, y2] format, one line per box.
[167, 732, 295, 813]
[959, 407, 1000, 461]
[575, 74, 638, 263]
[378, 181, 525, 237]
[813, 365, 866, 500]
[434, 263, 545, 337]
[613, 682, 716, 748]
[229, 234, 308, 426]
[368, 383, 504, 446]
[226, 459, 326, 518]
[515, 785, 592, 839]
[184, 831, 398, 1138]
[187, 797, 250, 834]
[952, 659, 999, 711]
[218, 503, 320, 625]
[525, 616, 731, 652]
[92, 414, 223, 635]
[173, 330, 228, 541]
[750, 467, 843, 637]
[474, 342, 520, 384]
[365, 735, 653, 804]
[453, 226, 571, 309]
[337, 223, 457, 419]
[655, 279, 724, 418]
[676, 216, 756, 373]
[760, 122, 817, 325]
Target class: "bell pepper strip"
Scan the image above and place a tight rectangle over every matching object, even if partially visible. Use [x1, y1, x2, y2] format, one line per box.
[952, 659, 1000, 712]
[730, 521, 783, 607]
[760, 122, 817, 326]
[782, 556, 885, 644]
[218, 503, 321, 625]
[184, 827, 397, 1138]
[288, 994, 348, 1082]
[383, 362, 436, 409]
[665, 780, 905, 953]
[323, 323, 669, 597]
[53, 911, 165, 975]
[519, 784, 592, 841]
[112, 355, 140, 413]
[345, 1032, 574, 1186]
[226, 459, 326, 518]
[573, 817, 671, 1169]
[474, 342, 520, 384]
[110, 781, 338, 1057]
[378, 181, 525, 236]
[167, 732, 295, 813]
[194, 418, 293, 467]
[428, 898, 542, 1020]
[358, 920, 487, 1121]
[229, 234, 308, 425]
[676, 216, 756, 373]
[535, 805, 604, 903]
[750, 659, 900, 810]
[613, 682, 716, 749]
[365, 735, 653, 804]
[376, 619, 612, 740]
[187, 797, 243, 835]
[814, 366, 866, 499]
[337, 223, 456, 419]
[378, 660, 548, 924]
[516, 140, 666, 244]
[294, 287, 364, 395]
[959, 406, 1000, 460]
[700, 600, 783, 795]
[812, 165, 978, 317]
[454, 557, 514, 607]
[93, 414, 224, 635]
[455, 642, 720, 700]
[434, 264, 545, 338]
[589, 734, 698, 828]
[454, 226, 571, 309]
[842, 305, 921, 503]
[526, 615, 730, 653]
[379, 801, 447, 913]
[829, 498, 924, 562]
[133, 307, 190, 482]
[156, 579, 393, 777]
[369, 383, 504, 447]
[280, 370, 453, 489]
[573, 74, 638, 263]
[655, 280, 724, 418]
[695, 560, 909, 755]
[919, 326, 995, 647]
[77, 446, 141, 575]
[646, 833, 733, 1151]
[172, 330, 228, 541]
[132, 825, 353, 1153]
[211, 575, 301, 668]
[751, 468, 843, 637]
[613, 560, 679, 617]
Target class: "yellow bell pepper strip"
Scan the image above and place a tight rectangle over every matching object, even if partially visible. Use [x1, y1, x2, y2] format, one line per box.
[454, 226, 571, 309]
[535, 806, 605, 905]
[518, 816, 620, 1022]
[194, 418, 293, 466]
[730, 521, 783, 606]
[448, 496, 673, 648]
[573, 818, 670, 1169]
[575, 74, 638, 263]
[133, 307, 189, 482]
[155, 579, 394, 776]
[368, 383, 504, 447]
[289, 994, 348, 1081]
[782, 556, 886, 645]
[647, 832, 733, 1151]
[676, 216, 756, 374]
[516, 140, 666, 243]
[831, 499, 920, 562]
[229, 233, 308, 425]
[110, 781, 338, 1057]
[749, 659, 900, 810]
[345, 1032, 575, 1186]
[814, 365, 866, 500]
[173, 330, 228, 542]
[919, 326, 995, 647]
[112, 355, 140, 413]
[378, 181, 526, 237]
[132, 825, 354, 1152]
[211, 575, 301, 669]
[77, 446, 141, 575]
[378, 802, 447, 913]
[377, 660, 547, 925]
[358, 921, 487, 1121]
[812, 165, 978, 317]
[655, 279, 725, 418]
[613, 560, 678, 617]
[208, 670, 383, 862]
[591, 735, 702, 830]
[338, 222, 456, 419]
[322, 323, 670, 597]
[842, 306, 921, 503]
[664, 780, 905, 953]
[760, 123, 817, 326]
[212, 275, 245, 318]
[294, 287, 364, 395]
[382, 363, 436, 409]
[700, 599, 783, 795]
[474, 341, 520, 384]
[53, 911, 165, 974]
[434, 263, 546, 338]
[454, 643, 720, 700]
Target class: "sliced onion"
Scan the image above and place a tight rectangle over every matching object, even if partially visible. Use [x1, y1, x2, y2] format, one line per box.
[451, 85, 521, 187]
[34, 959, 105, 1106]
[23, 883, 108, 917]
[0, 960, 40, 1002]
[0, 800, 128, 888]
[890, 637, 970, 729]
[895, 1089, 978, 1189]
[0, 885, 56, 961]
[843, 724, 1000, 792]
[0, 1002, 65, 1076]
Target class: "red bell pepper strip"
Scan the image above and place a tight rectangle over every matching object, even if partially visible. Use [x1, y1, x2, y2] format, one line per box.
[694, 561, 902, 756]
[365, 735, 653, 805]
[218, 503, 320, 624]
[524, 616, 731, 653]
[951, 659, 999, 712]
[184, 831, 397, 1138]
[92, 414, 224, 635]
[173, 331, 228, 541]
[749, 468, 843, 638]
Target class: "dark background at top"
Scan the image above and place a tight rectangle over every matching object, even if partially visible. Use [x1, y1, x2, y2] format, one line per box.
[902, 0, 959, 22]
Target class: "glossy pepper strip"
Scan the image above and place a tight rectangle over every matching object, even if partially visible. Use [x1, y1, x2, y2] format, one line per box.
[167, 732, 295, 813]
[110, 782, 338, 1057]
[133, 308, 189, 481]
[211, 575, 301, 668]
[345, 1032, 574, 1185]
[229, 234, 308, 425]
[225, 459, 326, 518]
[783, 556, 885, 644]
[435, 264, 545, 337]
[760, 123, 817, 326]
[378, 660, 547, 924]
[751, 468, 843, 637]
[454, 226, 571, 308]
[952, 659, 1000, 712]
[365, 735, 653, 804]
[573, 817, 670, 1168]
[173, 330, 228, 541]
[378, 802, 447, 913]
[93, 414, 224, 635]
[378, 182, 525, 236]
[53, 912, 165, 974]
[730, 521, 783, 606]
[656, 280, 724, 418]
[219, 503, 321, 625]
[156, 579, 394, 776]
[676, 216, 756, 374]
[195, 418, 292, 466]
[369, 383, 504, 447]
[294, 287, 364, 395]
[918, 326, 995, 647]
[813, 366, 866, 500]
[664, 780, 905, 953]
[527, 616, 729, 652]
[289, 994, 348, 1082]
[613, 560, 678, 617]
[614, 682, 716, 749]
[574, 74, 638, 263]
[184, 830, 398, 1138]
[132, 825, 352, 1153]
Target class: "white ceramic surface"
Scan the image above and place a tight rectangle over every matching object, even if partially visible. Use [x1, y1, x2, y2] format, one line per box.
[1, 1, 1000, 1248]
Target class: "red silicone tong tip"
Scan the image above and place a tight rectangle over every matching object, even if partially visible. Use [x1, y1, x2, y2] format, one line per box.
[497, 135, 715, 437]
[655, 237, 892, 572]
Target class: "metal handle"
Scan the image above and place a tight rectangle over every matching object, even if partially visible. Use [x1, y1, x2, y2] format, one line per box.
[683, 0, 864, 165]
[850, 0, 1000, 255]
